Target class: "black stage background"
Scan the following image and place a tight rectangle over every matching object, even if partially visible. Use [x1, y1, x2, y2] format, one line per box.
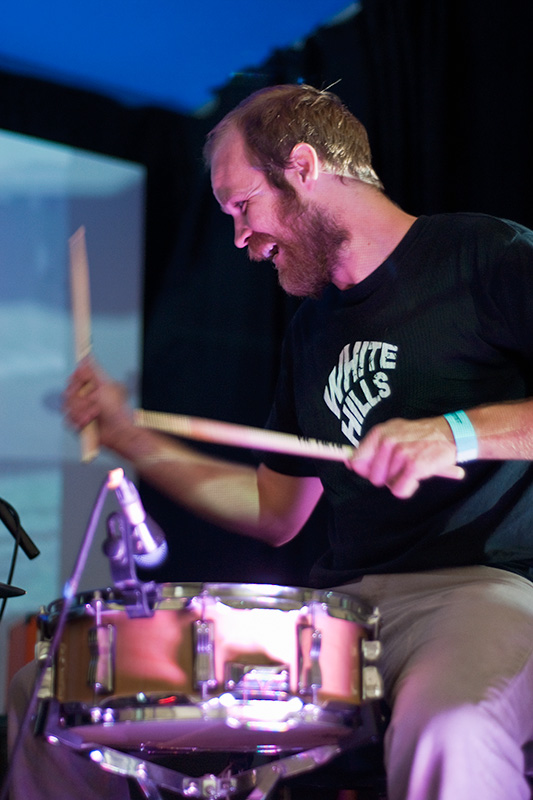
[1, 0, 533, 588]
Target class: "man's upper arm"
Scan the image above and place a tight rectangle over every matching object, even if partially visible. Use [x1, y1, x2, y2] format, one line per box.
[256, 463, 324, 546]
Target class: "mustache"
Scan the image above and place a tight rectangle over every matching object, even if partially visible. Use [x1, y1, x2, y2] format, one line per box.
[247, 232, 276, 262]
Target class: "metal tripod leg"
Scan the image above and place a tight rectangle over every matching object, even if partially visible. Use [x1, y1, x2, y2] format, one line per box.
[41, 700, 384, 800]
[246, 744, 343, 800]
[86, 744, 244, 798]
[83, 740, 343, 800]
[46, 728, 345, 800]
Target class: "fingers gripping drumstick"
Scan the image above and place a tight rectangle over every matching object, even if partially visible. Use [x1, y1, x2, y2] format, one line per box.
[133, 411, 466, 483]
[69, 226, 99, 463]
[134, 409, 356, 462]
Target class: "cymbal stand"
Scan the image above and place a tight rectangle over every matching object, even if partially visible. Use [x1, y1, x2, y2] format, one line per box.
[0, 474, 112, 800]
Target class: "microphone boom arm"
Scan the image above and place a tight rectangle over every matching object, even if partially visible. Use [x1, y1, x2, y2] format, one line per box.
[0, 499, 40, 560]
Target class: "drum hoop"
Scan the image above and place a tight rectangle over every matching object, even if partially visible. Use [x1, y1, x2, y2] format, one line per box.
[45, 581, 379, 626]
[58, 695, 360, 734]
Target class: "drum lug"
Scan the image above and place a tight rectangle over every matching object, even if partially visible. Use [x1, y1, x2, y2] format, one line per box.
[193, 620, 216, 698]
[87, 624, 116, 695]
[361, 639, 381, 662]
[297, 624, 323, 702]
[361, 639, 384, 701]
[309, 629, 323, 696]
[35, 638, 54, 700]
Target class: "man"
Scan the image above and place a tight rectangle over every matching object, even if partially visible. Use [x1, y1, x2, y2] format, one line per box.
[10, 84, 533, 799]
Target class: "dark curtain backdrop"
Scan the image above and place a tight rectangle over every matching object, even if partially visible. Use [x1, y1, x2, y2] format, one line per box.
[2, 0, 533, 587]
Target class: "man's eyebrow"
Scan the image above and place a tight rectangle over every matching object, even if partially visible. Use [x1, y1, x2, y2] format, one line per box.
[214, 188, 233, 208]
[216, 189, 230, 205]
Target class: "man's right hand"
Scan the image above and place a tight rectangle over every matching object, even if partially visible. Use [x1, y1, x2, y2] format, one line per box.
[63, 358, 134, 452]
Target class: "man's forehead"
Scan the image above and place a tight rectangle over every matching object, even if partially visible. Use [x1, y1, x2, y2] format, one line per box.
[210, 128, 247, 171]
[210, 130, 255, 202]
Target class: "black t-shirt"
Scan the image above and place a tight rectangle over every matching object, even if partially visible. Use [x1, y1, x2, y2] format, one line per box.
[263, 213, 533, 587]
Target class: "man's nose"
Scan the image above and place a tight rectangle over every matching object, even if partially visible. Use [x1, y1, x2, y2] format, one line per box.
[234, 218, 252, 248]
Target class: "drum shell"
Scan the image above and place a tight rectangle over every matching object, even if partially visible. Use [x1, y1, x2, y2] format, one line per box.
[44, 583, 379, 709]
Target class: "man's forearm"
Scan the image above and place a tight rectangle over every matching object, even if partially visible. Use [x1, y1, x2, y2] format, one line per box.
[107, 422, 267, 539]
[105, 422, 322, 546]
[463, 398, 533, 461]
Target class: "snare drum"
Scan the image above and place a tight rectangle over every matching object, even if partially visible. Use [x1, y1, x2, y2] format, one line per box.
[41, 582, 382, 752]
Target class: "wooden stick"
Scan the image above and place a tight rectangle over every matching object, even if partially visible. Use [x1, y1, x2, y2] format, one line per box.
[134, 409, 355, 463]
[69, 226, 99, 463]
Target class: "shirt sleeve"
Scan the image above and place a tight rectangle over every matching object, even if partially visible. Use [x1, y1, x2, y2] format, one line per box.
[261, 330, 319, 478]
[479, 220, 533, 361]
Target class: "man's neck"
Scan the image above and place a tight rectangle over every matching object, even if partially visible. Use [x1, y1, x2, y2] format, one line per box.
[329, 187, 417, 289]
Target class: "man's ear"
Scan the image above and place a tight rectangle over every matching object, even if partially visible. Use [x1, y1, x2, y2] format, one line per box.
[287, 143, 320, 187]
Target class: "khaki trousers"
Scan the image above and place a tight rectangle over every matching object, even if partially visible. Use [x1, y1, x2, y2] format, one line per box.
[339, 566, 533, 800]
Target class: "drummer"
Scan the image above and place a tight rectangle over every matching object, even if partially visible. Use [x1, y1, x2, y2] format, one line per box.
[10, 84, 533, 800]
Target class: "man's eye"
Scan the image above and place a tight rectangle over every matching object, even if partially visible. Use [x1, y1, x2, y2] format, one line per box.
[236, 201, 247, 212]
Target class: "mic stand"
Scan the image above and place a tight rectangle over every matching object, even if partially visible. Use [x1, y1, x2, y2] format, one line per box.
[0, 498, 40, 560]
[0, 473, 111, 800]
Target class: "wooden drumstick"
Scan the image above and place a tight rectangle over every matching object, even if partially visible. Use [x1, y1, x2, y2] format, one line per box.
[134, 409, 355, 463]
[69, 226, 99, 463]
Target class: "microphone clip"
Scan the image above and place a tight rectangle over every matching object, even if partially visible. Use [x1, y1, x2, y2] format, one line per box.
[103, 510, 159, 619]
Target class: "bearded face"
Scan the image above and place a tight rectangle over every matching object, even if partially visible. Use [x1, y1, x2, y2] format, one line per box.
[247, 188, 350, 298]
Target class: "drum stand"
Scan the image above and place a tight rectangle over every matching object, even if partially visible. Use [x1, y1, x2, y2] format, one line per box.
[40, 698, 382, 800]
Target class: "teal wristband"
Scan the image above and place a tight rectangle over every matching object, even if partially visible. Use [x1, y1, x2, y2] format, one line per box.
[443, 410, 478, 463]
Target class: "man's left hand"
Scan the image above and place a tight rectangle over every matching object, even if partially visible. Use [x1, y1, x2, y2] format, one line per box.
[346, 417, 465, 498]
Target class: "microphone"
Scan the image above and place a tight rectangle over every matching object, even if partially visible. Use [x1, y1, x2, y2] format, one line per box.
[107, 469, 168, 568]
